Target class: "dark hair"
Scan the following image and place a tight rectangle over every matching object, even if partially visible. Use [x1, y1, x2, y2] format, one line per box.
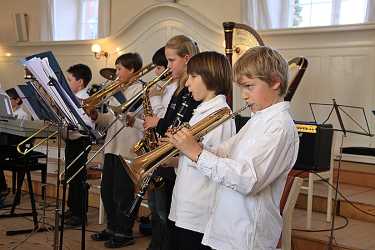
[115, 53, 143, 72]
[152, 47, 168, 68]
[187, 51, 232, 96]
[6, 88, 22, 105]
[67, 64, 92, 87]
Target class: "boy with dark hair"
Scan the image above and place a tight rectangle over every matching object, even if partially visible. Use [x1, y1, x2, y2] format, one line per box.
[64, 63, 94, 227]
[90, 52, 144, 248]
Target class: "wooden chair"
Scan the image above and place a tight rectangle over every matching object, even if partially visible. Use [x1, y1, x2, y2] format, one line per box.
[278, 174, 304, 250]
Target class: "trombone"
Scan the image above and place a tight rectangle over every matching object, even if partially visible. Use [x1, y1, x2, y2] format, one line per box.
[16, 80, 62, 155]
[59, 68, 172, 182]
[109, 68, 172, 116]
[81, 63, 156, 112]
[17, 124, 58, 155]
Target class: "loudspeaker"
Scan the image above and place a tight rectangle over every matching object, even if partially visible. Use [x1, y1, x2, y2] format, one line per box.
[14, 13, 29, 42]
[293, 123, 333, 171]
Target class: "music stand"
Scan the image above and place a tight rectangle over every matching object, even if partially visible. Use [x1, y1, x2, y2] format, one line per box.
[309, 98, 373, 250]
[24, 52, 99, 250]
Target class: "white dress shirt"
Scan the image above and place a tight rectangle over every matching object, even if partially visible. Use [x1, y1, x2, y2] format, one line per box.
[67, 87, 95, 140]
[95, 82, 144, 159]
[13, 106, 31, 120]
[169, 94, 236, 233]
[76, 87, 95, 129]
[196, 101, 299, 250]
[150, 81, 178, 118]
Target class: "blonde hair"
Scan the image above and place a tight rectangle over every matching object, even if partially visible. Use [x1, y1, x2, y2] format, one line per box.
[233, 46, 289, 96]
[166, 35, 200, 57]
[165, 35, 200, 94]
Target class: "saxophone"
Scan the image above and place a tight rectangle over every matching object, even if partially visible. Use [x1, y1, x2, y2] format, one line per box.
[132, 87, 159, 155]
[132, 75, 174, 155]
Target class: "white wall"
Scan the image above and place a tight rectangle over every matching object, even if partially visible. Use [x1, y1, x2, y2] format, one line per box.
[264, 25, 375, 151]
[0, 2, 375, 161]
[110, 0, 241, 36]
[0, 0, 50, 42]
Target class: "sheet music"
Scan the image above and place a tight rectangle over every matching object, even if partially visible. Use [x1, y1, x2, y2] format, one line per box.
[25, 57, 75, 125]
[24, 56, 92, 129]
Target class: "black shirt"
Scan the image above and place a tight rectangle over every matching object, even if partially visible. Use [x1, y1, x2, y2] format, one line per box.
[156, 87, 200, 136]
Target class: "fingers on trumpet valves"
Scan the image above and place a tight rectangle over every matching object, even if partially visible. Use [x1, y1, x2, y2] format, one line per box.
[181, 122, 191, 129]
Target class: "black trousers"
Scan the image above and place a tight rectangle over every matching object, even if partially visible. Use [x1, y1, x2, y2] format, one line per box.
[101, 153, 135, 236]
[148, 167, 176, 250]
[169, 221, 212, 250]
[0, 169, 6, 192]
[65, 137, 91, 218]
[0, 146, 15, 192]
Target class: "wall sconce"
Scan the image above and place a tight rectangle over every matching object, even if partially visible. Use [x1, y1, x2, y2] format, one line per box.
[91, 44, 108, 59]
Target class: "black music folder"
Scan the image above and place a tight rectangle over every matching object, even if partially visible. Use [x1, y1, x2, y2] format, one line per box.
[24, 51, 100, 139]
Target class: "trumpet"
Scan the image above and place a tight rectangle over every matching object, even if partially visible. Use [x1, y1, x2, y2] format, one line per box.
[124, 104, 249, 187]
[109, 68, 172, 116]
[124, 104, 249, 217]
[81, 63, 156, 112]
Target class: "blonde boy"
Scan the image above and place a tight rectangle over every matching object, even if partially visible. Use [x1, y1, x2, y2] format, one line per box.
[167, 46, 299, 250]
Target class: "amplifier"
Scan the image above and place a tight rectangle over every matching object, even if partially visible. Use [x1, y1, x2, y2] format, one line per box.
[293, 122, 333, 171]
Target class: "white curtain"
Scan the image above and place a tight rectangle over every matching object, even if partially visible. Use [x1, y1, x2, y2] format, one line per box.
[45, 0, 54, 40]
[242, 0, 374, 30]
[241, 0, 291, 30]
[366, 0, 375, 22]
[98, 0, 111, 38]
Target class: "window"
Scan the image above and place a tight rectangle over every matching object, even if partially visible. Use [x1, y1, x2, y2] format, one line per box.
[243, 0, 372, 30]
[79, 0, 99, 40]
[291, 0, 369, 27]
[53, 0, 99, 41]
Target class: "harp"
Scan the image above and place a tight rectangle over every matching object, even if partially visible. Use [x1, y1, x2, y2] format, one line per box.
[223, 22, 308, 104]
[223, 22, 264, 106]
[223, 22, 264, 66]
[285, 57, 308, 102]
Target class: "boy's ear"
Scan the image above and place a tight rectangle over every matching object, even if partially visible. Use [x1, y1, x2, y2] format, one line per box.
[129, 68, 134, 73]
[16, 97, 22, 105]
[270, 73, 282, 90]
[184, 54, 191, 64]
[78, 79, 85, 89]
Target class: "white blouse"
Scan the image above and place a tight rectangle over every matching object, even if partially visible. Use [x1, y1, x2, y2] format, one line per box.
[169, 94, 236, 233]
[133, 80, 178, 130]
[197, 101, 299, 250]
